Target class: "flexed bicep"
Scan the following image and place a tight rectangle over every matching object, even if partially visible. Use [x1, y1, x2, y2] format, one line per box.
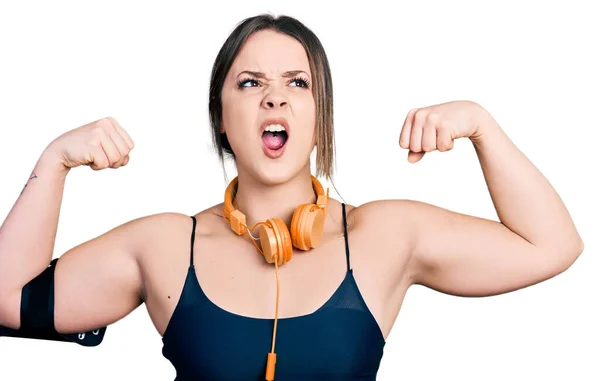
[0, 215, 155, 345]
[404, 200, 576, 297]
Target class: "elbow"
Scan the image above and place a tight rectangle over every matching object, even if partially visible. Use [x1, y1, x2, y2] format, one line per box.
[573, 237, 585, 264]
[570, 236, 585, 262]
[556, 238, 584, 273]
[575, 237, 585, 257]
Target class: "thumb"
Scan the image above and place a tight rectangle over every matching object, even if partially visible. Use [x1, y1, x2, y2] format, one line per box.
[408, 150, 425, 163]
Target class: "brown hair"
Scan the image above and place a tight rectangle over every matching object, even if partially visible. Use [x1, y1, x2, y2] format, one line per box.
[208, 13, 335, 182]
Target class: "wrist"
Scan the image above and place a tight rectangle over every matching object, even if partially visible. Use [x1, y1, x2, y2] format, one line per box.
[38, 144, 70, 178]
[470, 106, 500, 145]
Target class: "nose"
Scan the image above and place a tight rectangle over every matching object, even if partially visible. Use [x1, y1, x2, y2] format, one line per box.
[262, 91, 288, 109]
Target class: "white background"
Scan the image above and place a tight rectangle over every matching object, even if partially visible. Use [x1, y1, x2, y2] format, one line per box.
[1, 1, 598, 380]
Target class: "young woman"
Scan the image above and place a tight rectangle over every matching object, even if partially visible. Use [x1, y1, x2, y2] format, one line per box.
[0, 14, 584, 381]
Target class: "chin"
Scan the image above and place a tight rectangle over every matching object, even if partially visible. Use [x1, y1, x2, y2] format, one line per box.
[253, 167, 300, 186]
[249, 161, 311, 187]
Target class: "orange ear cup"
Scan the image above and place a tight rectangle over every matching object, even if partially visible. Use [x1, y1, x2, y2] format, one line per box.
[259, 218, 293, 266]
[290, 204, 326, 250]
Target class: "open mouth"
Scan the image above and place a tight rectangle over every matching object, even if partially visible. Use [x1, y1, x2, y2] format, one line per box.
[261, 123, 289, 158]
[262, 130, 288, 151]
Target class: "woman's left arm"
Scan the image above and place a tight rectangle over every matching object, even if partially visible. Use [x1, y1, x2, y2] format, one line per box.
[353, 100, 584, 297]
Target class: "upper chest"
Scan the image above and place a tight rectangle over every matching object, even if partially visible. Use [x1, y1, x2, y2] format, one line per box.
[140, 205, 413, 340]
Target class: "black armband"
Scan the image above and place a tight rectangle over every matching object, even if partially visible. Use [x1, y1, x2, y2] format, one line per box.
[0, 258, 107, 346]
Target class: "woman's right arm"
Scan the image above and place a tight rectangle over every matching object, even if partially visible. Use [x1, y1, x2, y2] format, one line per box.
[0, 117, 143, 333]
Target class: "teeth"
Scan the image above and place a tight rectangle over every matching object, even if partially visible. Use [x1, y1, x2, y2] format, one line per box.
[264, 124, 286, 133]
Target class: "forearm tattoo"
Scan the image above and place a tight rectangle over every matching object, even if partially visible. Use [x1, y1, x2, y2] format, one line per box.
[20, 173, 38, 195]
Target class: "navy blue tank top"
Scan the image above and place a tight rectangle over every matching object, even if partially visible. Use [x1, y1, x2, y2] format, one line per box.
[161, 203, 386, 380]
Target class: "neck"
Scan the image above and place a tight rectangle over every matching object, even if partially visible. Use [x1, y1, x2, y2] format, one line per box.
[232, 168, 319, 230]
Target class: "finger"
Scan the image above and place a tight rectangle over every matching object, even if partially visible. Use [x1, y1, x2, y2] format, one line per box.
[421, 126, 438, 153]
[408, 150, 425, 163]
[108, 129, 131, 160]
[107, 117, 135, 150]
[409, 110, 428, 152]
[412, 109, 428, 132]
[400, 108, 418, 149]
[98, 130, 122, 168]
[409, 118, 424, 153]
[88, 144, 110, 171]
[436, 126, 454, 152]
[409, 126, 423, 154]
[421, 112, 439, 152]
[110, 136, 129, 168]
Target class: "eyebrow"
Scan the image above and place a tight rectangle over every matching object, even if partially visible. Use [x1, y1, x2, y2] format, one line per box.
[237, 70, 309, 79]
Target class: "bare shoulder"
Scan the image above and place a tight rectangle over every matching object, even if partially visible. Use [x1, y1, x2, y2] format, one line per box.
[348, 198, 447, 252]
[346, 199, 420, 251]
[343, 199, 418, 283]
[348, 199, 420, 226]
[133, 204, 226, 293]
[346, 198, 472, 285]
[346, 197, 489, 282]
[132, 205, 225, 255]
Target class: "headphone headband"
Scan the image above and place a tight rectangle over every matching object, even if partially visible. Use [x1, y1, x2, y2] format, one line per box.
[223, 175, 327, 234]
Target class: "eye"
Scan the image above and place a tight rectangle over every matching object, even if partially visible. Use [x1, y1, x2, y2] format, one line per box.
[290, 77, 310, 88]
[237, 78, 260, 89]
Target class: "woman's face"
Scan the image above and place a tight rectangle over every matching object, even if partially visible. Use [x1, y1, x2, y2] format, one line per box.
[221, 29, 316, 185]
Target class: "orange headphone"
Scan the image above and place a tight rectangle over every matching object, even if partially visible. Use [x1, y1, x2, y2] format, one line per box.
[221, 175, 329, 381]
[222, 175, 329, 264]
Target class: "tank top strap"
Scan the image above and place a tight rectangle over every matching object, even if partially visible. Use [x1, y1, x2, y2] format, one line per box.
[341, 203, 351, 271]
[189, 215, 197, 268]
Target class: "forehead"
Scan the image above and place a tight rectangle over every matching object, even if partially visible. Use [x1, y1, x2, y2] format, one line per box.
[229, 29, 311, 76]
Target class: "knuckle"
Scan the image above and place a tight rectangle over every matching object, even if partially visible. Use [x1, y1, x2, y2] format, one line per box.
[93, 159, 109, 170]
[115, 156, 129, 168]
[108, 154, 121, 165]
[423, 143, 436, 152]
[92, 125, 105, 134]
[414, 109, 427, 120]
[90, 126, 107, 141]
[426, 112, 439, 123]
[438, 141, 453, 151]
[100, 117, 116, 130]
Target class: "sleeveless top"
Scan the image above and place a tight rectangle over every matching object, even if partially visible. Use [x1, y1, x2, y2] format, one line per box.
[161, 203, 386, 380]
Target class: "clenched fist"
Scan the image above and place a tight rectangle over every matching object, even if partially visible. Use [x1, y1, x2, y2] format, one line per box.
[399, 100, 489, 163]
[45, 117, 135, 171]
